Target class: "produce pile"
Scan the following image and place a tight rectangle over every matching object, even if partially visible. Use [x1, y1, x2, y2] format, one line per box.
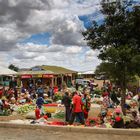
[53, 111, 65, 119]
[17, 104, 35, 114]
[0, 109, 11, 116]
[53, 92, 63, 101]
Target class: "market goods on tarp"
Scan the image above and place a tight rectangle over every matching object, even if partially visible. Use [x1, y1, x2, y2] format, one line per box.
[46, 121, 66, 126]
[43, 103, 58, 107]
[43, 103, 61, 113]
[85, 117, 99, 126]
[43, 106, 57, 113]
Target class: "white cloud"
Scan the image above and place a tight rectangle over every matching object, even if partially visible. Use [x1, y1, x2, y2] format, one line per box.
[65, 46, 82, 54]
[34, 56, 46, 61]
[85, 49, 99, 62]
[47, 45, 64, 52]
[0, 52, 9, 67]
[86, 50, 97, 56]
[0, 0, 102, 71]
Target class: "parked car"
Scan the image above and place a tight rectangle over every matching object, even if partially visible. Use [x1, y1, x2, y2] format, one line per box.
[75, 79, 90, 86]
[94, 75, 106, 80]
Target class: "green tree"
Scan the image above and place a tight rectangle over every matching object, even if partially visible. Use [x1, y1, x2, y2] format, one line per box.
[95, 62, 117, 82]
[83, 0, 140, 114]
[8, 64, 19, 72]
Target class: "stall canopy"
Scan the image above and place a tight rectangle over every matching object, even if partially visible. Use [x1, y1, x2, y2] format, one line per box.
[78, 70, 95, 75]
[0, 66, 17, 75]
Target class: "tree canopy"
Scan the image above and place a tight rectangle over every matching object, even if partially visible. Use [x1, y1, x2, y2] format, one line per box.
[83, 0, 140, 82]
[8, 64, 19, 72]
[83, 0, 140, 114]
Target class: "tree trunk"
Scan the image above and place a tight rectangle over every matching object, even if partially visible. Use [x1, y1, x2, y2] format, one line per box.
[121, 87, 126, 115]
[121, 64, 127, 115]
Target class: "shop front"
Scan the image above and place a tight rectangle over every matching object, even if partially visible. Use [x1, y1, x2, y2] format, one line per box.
[19, 73, 55, 89]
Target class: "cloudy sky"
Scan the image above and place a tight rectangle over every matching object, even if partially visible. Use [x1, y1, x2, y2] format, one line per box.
[0, 0, 104, 71]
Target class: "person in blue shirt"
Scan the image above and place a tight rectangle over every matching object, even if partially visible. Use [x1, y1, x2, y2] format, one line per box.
[36, 85, 44, 98]
[36, 94, 44, 115]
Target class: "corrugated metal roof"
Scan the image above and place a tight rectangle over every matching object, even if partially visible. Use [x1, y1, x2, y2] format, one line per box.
[40, 65, 77, 74]
[0, 66, 17, 75]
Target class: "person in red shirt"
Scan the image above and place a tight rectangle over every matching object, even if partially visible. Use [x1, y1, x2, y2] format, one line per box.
[69, 92, 85, 125]
[0, 88, 3, 98]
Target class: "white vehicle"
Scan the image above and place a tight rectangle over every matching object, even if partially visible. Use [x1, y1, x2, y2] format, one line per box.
[95, 75, 106, 80]
[75, 79, 90, 86]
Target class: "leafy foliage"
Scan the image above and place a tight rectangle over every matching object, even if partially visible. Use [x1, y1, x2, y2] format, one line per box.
[8, 64, 19, 72]
[83, 1, 140, 84]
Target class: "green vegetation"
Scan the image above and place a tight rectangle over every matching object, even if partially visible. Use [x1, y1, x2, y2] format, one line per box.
[17, 104, 35, 114]
[53, 92, 63, 102]
[8, 64, 19, 72]
[53, 111, 65, 119]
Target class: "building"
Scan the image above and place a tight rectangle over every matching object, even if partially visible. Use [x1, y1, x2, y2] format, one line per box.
[17, 65, 77, 88]
[0, 66, 17, 87]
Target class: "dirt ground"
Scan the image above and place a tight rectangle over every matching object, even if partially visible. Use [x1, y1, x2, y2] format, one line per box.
[92, 79, 110, 89]
[0, 114, 25, 121]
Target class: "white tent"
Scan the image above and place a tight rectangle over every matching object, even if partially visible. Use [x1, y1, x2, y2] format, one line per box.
[0, 66, 17, 75]
[80, 70, 94, 75]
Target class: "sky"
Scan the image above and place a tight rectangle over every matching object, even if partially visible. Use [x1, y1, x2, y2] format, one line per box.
[0, 0, 124, 71]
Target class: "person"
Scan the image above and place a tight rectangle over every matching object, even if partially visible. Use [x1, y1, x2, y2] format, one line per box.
[61, 92, 71, 122]
[36, 85, 44, 98]
[13, 88, 18, 101]
[69, 92, 85, 125]
[49, 86, 54, 99]
[9, 79, 17, 89]
[44, 94, 52, 104]
[36, 95, 44, 115]
[103, 93, 110, 108]
[30, 89, 36, 100]
[0, 86, 4, 98]
[110, 88, 120, 106]
[82, 92, 91, 119]
[75, 83, 79, 91]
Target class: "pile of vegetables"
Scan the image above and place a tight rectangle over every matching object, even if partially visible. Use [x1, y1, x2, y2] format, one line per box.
[53, 92, 63, 101]
[17, 104, 35, 114]
[0, 109, 11, 116]
[93, 89, 102, 95]
[85, 117, 99, 126]
[53, 111, 65, 119]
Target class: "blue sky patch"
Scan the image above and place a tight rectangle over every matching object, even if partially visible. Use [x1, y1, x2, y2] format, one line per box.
[79, 11, 104, 29]
[20, 32, 51, 45]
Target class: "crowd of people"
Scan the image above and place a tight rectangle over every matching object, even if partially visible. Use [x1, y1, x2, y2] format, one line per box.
[0, 82, 55, 115]
[60, 81, 140, 128]
[0, 79, 140, 128]
[61, 90, 91, 125]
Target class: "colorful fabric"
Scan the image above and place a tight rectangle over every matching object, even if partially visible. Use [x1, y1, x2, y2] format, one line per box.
[73, 95, 83, 112]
